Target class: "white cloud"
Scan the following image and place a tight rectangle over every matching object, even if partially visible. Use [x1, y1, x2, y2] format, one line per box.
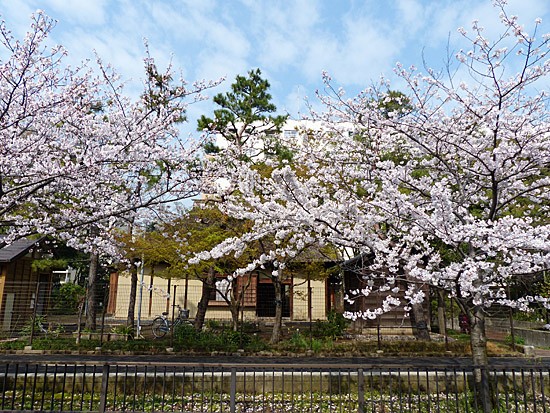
[289, 0, 322, 32]
[42, 0, 108, 25]
[396, 0, 426, 33]
[253, 1, 321, 71]
[0, 1, 42, 39]
[204, 21, 250, 59]
[195, 50, 248, 87]
[147, 1, 215, 43]
[260, 33, 299, 69]
[301, 14, 401, 86]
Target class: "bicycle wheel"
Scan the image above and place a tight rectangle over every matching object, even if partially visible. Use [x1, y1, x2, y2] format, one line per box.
[151, 317, 169, 338]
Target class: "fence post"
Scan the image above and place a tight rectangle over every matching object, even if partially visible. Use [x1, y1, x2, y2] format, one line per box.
[98, 364, 110, 413]
[28, 282, 40, 346]
[308, 278, 312, 350]
[100, 287, 108, 346]
[170, 285, 177, 348]
[508, 284, 516, 351]
[230, 367, 237, 413]
[358, 368, 365, 413]
[136, 254, 145, 338]
[75, 289, 86, 344]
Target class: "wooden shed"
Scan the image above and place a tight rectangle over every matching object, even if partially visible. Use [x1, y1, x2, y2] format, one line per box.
[0, 236, 53, 331]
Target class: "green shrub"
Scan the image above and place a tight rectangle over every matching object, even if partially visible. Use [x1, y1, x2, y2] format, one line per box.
[205, 319, 222, 330]
[172, 324, 262, 353]
[20, 316, 64, 337]
[241, 321, 260, 333]
[173, 323, 198, 342]
[512, 305, 548, 323]
[0, 340, 26, 350]
[20, 315, 45, 336]
[446, 329, 471, 341]
[280, 330, 335, 353]
[312, 311, 349, 339]
[311, 338, 328, 353]
[505, 334, 525, 345]
[288, 330, 309, 350]
[245, 334, 268, 352]
[110, 325, 134, 337]
[220, 329, 250, 348]
[52, 283, 86, 314]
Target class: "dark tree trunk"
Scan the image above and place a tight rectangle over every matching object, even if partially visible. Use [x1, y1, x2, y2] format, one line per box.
[333, 276, 345, 313]
[470, 306, 493, 413]
[227, 279, 239, 331]
[85, 251, 99, 330]
[410, 300, 431, 340]
[126, 259, 138, 329]
[229, 305, 239, 332]
[437, 289, 447, 336]
[404, 272, 430, 340]
[228, 275, 252, 331]
[194, 267, 215, 331]
[270, 277, 283, 344]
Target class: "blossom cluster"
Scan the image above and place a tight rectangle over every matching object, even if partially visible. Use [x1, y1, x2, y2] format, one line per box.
[198, 3, 550, 322]
[0, 12, 219, 256]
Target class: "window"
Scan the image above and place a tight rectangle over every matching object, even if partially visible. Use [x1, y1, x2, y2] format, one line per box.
[208, 273, 257, 306]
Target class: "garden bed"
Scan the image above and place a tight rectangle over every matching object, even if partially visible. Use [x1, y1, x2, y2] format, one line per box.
[73, 332, 130, 341]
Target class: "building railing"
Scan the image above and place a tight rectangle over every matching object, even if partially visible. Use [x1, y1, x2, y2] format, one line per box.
[0, 361, 549, 412]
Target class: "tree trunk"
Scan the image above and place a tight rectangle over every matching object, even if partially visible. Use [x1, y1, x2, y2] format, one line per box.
[195, 267, 215, 331]
[228, 275, 251, 331]
[404, 272, 430, 340]
[270, 277, 283, 344]
[410, 300, 431, 340]
[126, 259, 138, 329]
[229, 305, 240, 331]
[333, 275, 345, 313]
[437, 289, 447, 336]
[405, 271, 431, 341]
[228, 280, 240, 331]
[85, 251, 99, 330]
[470, 306, 493, 413]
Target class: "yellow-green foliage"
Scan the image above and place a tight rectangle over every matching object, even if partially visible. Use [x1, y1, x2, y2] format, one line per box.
[119, 205, 256, 280]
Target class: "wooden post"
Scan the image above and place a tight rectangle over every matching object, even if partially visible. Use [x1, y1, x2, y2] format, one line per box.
[28, 282, 40, 347]
[308, 278, 312, 350]
[184, 274, 189, 309]
[170, 284, 177, 348]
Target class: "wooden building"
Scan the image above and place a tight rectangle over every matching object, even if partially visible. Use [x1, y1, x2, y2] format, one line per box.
[0, 236, 53, 331]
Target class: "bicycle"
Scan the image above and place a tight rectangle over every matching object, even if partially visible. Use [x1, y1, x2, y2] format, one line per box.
[151, 305, 192, 338]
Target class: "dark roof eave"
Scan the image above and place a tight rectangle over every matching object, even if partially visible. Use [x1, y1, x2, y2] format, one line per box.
[0, 235, 45, 263]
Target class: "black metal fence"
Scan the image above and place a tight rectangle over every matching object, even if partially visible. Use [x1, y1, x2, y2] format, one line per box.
[0, 362, 549, 412]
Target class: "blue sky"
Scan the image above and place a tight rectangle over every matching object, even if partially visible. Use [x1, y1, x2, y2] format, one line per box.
[3, 0, 549, 134]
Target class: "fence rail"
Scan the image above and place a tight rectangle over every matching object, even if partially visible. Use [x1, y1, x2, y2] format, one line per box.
[0, 362, 549, 412]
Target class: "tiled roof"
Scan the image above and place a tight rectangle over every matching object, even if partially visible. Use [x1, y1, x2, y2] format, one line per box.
[0, 235, 41, 263]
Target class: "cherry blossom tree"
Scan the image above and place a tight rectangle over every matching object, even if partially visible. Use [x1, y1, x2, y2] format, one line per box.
[0, 12, 220, 329]
[199, 2, 549, 410]
[0, 12, 219, 242]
